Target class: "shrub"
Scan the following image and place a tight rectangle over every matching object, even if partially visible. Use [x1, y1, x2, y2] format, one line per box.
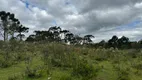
[115, 66, 130, 80]
[24, 66, 47, 78]
[0, 52, 15, 68]
[8, 75, 20, 80]
[72, 59, 98, 80]
[41, 45, 75, 68]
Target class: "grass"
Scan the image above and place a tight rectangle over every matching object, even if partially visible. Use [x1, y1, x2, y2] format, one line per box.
[0, 42, 142, 80]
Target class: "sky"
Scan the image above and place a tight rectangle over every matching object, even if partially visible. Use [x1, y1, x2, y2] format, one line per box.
[0, 0, 142, 42]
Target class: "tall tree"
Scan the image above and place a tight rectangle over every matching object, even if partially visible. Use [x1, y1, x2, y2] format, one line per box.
[99, 40, 106, 47]
[118, 36, 129, 48]
[16, 25, 29, 41]
[48, 26, 61, 42]
[108, 35, 118, 48]
[65, 33, 74, 44]
[60, 30, 69, 42]
[0, 11, 19, 41]
[34, 30, 53, 41]
[9, 19, 20, 39]
[83, 35, 94, 44]
[26, 34, 36, 42]
[73, 35, 83, 45]
[118, 36, 129, 44]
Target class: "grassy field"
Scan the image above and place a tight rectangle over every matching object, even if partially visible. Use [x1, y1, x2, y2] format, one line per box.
[0, 41, 142, 80]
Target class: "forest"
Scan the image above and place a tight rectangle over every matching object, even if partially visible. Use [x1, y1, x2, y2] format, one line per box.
[0, 11, 142, 80]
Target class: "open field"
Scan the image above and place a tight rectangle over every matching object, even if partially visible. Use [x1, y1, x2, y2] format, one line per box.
[0, 41, 142, 80]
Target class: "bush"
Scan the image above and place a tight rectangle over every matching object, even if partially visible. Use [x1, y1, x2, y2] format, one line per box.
[24, 66, 47, 78]
[0, 52, 15, 68]
[8, 75, 20, 80]
[72, 59, 98, 80]
[115, 66, 130, 80]
[132, 63, 142, 70]
[41, 45, 75, 68]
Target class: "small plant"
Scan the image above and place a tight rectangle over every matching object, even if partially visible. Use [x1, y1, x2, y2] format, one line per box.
[25, 66, 46, 78]
[116, 68, 130, 80]
[8, 75, 19, 80]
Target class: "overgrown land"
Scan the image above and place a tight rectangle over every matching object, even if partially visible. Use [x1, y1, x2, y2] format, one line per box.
[0, 11, 142, 80]
[0, 41, 142, 80]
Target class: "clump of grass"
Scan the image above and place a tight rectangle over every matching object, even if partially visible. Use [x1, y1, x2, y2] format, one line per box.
[8, 75, 19, 80]
[132, 63, 142, 70]
[117, 70, 130, 80]
[8, 74, 22, 80]
[24, 66, 48, 79]
[59, 73, 72, 80]
[114, 65, 130, 80]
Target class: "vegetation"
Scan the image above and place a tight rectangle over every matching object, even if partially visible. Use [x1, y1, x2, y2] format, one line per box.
[0, 11, 142, 80]
[0, 42, 142, 80]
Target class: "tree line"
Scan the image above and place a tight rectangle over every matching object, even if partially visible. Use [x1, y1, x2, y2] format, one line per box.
[26, 26, 95, 45]
[0, 11, 142, 49]
[95, 35, 142, 49]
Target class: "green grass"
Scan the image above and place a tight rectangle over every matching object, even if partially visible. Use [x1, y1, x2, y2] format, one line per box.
[0, 62, 24, 80]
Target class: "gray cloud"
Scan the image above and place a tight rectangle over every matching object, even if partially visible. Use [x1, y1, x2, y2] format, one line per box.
[71, 0, 142, 13]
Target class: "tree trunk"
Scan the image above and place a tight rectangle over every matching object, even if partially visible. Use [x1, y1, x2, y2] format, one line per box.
[12, 33, 14, 39]
[4, 30, 6, 41]
[3, 21, 8, 42]
[20, 32, 22, 41]
[4, 29, 8, 41]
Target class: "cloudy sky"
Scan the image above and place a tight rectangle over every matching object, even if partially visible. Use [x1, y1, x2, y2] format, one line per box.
[0, 0, 142, 42]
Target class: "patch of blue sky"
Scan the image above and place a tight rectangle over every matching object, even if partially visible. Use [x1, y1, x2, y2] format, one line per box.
[52, 20, 57, 26]
[115, 20, 142, 31]
[20, 0, 32, 11]
[65, 0, 71, 5]
[20, 0, 46, 11]
[20, 0, 29, 8]
[64, 0, 78, 14]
